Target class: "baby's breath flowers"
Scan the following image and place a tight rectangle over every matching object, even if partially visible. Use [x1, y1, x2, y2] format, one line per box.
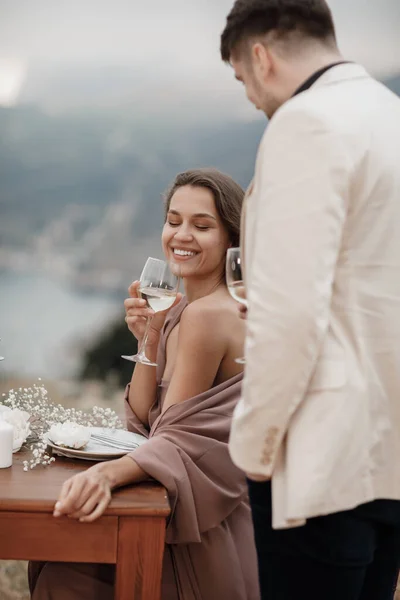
[1, 381, 124, 470]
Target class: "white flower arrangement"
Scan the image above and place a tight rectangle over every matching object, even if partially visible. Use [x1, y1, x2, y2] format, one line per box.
[1, 380, 124, 470]
[47, 422, 91, 449]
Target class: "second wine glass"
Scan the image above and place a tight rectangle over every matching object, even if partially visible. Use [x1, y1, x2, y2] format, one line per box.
[122, 257, 179, 366]
[226, 247, 247, 365]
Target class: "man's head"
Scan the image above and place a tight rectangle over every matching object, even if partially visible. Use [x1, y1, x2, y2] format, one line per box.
[220, 0, 341, 117]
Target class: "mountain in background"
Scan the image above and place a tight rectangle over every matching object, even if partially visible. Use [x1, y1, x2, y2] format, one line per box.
[0, 68, 398, 294]
[386, 74, 400, 95]
[0, 98, 264, 292]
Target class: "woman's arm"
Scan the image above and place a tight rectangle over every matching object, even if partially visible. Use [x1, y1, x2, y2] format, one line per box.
[127, 346, 159, 427]
[124, 281, 182, 427]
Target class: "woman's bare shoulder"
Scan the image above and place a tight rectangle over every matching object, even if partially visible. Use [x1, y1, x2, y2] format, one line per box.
[180, 289, 238, 332]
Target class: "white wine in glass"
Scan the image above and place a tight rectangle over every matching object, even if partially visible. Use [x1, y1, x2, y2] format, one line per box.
[227, 280, 248, 308]
[138, 287, 177, 313]
[226, 247, 246, 365]
[122, 257, 179, 366]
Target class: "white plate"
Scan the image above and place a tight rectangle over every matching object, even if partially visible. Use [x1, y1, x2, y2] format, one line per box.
[45, 427, 148, 461]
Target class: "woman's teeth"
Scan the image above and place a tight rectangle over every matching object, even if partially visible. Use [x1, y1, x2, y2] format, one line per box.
[173, 249, 196, 257]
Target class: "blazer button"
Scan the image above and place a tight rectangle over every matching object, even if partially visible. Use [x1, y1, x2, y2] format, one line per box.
[261, 449, 272, 464]
[264, 435, 275, 448]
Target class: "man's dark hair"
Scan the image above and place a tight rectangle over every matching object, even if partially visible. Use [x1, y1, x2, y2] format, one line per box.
[220, 0, 337, 62]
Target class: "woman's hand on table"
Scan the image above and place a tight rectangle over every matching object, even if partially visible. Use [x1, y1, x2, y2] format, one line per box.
[53, 456, 149, 522]
[53, 463, 113, 523]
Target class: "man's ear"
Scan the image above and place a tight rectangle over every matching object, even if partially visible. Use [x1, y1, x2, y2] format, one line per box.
[252, 42, 272, 80]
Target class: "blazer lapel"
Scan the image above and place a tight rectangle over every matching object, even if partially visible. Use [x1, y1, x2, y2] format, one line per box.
[240, 179, 254, 287]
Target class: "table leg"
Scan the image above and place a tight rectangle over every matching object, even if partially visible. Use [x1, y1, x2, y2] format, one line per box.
[115, 516, 166, 600]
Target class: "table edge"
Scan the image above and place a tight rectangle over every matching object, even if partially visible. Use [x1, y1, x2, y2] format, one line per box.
[0, 501, 171, 516]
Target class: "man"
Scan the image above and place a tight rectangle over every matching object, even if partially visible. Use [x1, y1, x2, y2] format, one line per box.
[220, 1, 400, 598]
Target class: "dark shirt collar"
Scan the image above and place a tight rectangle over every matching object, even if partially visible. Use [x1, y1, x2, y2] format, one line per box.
[292, 61, 350, 97]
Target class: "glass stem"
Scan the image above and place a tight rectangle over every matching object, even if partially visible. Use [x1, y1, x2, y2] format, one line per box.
[138, 316, 154, 356]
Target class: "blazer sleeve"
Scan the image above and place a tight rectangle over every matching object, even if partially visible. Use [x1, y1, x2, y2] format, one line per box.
[229, 106, 353, 476]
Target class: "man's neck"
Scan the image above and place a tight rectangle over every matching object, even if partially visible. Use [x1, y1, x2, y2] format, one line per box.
[285, 50, 344, 98]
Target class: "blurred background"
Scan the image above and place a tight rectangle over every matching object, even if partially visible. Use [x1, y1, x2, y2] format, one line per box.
[0, 1, 399, 598]
[1, 0, 399, 402]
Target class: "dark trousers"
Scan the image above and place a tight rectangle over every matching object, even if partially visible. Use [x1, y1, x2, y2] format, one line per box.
[248, 480, 400, 600]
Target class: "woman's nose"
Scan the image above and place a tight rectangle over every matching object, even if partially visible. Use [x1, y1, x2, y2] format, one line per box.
[173, 226, 193, 241]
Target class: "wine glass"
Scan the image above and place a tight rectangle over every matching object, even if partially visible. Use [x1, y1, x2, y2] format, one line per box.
[226, 247, 247, 365]
[122, 257, 179, 366]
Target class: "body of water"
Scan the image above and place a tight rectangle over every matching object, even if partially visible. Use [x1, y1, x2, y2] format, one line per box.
[0, 272, 121, 379]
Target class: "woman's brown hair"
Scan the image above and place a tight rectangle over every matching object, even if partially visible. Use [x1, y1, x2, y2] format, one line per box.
[163, 168, 244, 247]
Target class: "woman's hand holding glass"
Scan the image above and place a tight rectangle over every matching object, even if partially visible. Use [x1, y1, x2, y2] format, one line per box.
[123, 257, 181, 366]
[124, 280, 172, 349]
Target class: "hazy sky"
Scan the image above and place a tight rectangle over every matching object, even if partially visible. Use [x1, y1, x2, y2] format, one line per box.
[0, 0, 399, 111]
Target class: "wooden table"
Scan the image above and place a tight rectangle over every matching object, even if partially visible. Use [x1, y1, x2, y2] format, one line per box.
[0, 450, 170, 600]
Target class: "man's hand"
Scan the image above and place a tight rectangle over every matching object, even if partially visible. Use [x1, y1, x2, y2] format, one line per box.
[238, 303, 247, 320]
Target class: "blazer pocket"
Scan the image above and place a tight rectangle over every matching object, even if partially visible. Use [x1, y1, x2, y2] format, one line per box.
[308, 358, 347, 392]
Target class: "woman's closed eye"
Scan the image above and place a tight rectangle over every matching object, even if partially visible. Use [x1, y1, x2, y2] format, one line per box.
[167, 220, 210, 231]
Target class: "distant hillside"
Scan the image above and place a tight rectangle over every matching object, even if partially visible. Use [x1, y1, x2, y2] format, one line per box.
[1, 68, 398, 293]
[385, 73, 400, 95]
[0, 104, 265, 290]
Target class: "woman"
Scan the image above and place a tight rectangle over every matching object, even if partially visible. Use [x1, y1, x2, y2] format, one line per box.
[29, 169, 260, 600]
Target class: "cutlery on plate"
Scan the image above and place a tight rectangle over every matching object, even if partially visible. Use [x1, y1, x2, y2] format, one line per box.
[90, 433, 139, 450]
[91, 440, 137, 451]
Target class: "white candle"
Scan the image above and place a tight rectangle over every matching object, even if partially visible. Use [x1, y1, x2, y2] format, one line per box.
[0, 419, 13, 468]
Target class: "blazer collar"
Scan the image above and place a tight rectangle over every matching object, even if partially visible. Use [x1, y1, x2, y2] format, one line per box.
[310, 62, 370, 90]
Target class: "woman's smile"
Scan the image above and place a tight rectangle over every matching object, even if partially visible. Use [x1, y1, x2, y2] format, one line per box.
[170, 247, 199, 261]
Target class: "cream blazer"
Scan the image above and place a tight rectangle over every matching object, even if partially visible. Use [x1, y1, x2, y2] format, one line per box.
[230, 63, 400, 528]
